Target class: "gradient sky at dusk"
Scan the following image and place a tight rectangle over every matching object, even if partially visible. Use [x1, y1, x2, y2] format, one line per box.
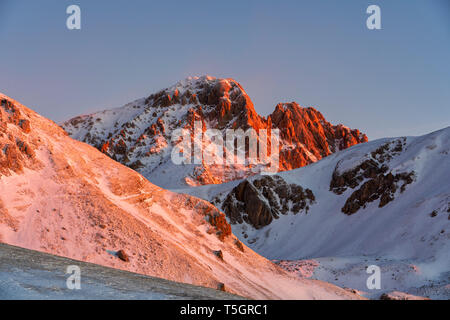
[0, 0, 448, 139]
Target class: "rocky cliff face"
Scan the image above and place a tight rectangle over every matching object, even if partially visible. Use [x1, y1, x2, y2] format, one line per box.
[0, 97, 38, 176]
[62, 76, 367, 188]
[218, 176, 315, 229]
[271, 103, 367, 171]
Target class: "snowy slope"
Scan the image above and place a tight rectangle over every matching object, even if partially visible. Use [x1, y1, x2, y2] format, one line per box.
[0, 93, 362, 300]
[180, 127, 450, 298]
[273, 256, 448, 300]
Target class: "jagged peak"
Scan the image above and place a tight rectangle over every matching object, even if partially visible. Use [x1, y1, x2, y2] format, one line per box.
[153, 76, 249, 100]
[61, 78, 369, 188]
[271, 102, 325, 120]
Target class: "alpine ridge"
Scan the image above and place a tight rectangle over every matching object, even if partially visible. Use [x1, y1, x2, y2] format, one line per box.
[62, 76, 367, 189]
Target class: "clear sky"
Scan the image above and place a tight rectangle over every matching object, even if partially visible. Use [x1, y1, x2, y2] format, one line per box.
[0, 0, 448, 139]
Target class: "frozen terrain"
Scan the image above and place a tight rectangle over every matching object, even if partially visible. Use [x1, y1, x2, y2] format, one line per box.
[274, 257, 448, 300]
[180, 127, 450, 299]
[0, 93, 362, 300]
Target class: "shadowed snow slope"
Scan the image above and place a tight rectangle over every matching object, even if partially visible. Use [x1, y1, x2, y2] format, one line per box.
[0, 93, 361, 300]
[0, 243, 244, 300]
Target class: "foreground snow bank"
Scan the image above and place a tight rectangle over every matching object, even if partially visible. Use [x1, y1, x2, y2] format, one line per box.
[0, 243, 243, 300]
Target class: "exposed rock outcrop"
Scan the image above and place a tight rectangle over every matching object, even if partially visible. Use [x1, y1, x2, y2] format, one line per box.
[341, 171, 414, 215]
[221, 175, 315, 229]
[330, 139, 415, 215]
[380, 291, 430, 300]
[117, 249, 129, 262]
[213, 250, 224, 261]
[271, 103, 367, 171]
[0, 96, 40, 176]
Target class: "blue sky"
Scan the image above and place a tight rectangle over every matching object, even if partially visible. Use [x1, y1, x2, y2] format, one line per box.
[0, 0, 449, 139]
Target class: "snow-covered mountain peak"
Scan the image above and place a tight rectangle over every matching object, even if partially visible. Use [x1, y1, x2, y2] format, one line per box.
[61, 77, 368, 189]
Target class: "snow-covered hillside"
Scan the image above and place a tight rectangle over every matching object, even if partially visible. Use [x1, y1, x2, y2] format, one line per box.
[0, 93, 362, 300]
[61, 76, 367, 189]
[180, 127, 450, 299]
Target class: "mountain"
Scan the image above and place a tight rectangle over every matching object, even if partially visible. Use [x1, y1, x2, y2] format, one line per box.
[61, 76, 367, 189]
[0, 93, 361, 300]
[180, 127, 450, 299]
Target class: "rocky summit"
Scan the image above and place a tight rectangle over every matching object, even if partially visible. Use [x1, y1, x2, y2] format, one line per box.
[62, 76, 367, 188]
